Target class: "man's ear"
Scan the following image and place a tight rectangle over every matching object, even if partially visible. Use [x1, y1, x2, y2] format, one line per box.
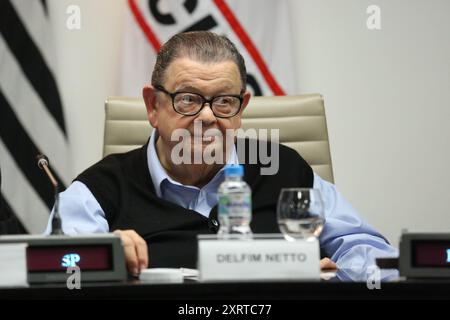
[142, 85, 158, 128]
[239, 90, 252, 114]
[234, 90, 251, 129]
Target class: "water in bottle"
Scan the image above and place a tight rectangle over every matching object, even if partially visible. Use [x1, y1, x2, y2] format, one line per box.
[217, 164, 252, 237]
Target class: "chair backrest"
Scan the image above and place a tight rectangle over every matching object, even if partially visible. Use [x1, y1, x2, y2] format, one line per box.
[104, 94, 334, 183]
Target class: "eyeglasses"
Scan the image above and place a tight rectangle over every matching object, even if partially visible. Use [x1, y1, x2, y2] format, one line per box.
[155, 85, 243, 118]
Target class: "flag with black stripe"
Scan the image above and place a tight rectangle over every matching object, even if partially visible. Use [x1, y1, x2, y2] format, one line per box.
[0, 0, 69, 234]
[121, 0, 297, 97]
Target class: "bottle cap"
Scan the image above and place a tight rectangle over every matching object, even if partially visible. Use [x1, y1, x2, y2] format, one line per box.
[224, 164, 244, 177]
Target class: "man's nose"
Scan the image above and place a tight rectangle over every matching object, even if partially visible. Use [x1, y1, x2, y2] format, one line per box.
[196, 103, 217, 125]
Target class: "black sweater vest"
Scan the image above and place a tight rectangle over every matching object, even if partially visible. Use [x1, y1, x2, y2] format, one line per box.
[76, 139, 313, 268]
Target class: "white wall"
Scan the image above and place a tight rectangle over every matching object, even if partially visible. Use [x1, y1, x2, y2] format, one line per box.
[50, 0, 450, 246]
[290, 0, 450, 246]
[49, 0, 126, 178]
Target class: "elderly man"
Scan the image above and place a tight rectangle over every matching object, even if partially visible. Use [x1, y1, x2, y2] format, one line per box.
[46, 31, 397, 276]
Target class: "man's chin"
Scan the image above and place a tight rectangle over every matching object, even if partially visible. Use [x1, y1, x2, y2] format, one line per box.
[190, 140, 229, 164]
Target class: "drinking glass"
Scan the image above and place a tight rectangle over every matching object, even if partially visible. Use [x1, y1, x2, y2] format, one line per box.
[277, 188, 325, 241]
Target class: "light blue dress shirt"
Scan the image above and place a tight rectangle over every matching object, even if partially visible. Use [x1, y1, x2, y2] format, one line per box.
[45, 130, 398, 270]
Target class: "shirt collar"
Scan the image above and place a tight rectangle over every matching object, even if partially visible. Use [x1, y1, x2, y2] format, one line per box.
[147, 129, 239, 197]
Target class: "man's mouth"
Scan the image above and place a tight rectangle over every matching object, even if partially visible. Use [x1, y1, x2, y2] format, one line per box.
[201, 136, 215, 142]
[192, 134, 218, 143]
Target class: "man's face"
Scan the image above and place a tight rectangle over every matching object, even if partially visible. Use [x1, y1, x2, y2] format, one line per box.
[144, 57, 251, 164]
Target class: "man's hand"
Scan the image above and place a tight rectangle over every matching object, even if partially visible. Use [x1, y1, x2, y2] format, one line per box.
[320, 258, 337, 270]
[113, 229, 148, 276]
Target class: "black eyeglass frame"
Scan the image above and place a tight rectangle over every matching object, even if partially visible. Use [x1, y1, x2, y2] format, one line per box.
[155, 85, 244, 118]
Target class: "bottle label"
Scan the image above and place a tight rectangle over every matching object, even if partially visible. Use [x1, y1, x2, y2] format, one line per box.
[219, 194, 252, 217]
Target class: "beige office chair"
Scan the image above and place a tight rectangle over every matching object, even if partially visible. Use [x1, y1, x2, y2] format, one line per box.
[104, 94, 334, 183]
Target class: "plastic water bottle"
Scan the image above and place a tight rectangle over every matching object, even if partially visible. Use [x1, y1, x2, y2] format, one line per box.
[217, 164, 252, 237]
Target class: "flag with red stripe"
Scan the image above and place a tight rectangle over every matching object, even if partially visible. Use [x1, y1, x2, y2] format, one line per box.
[121, 0, 297, 97]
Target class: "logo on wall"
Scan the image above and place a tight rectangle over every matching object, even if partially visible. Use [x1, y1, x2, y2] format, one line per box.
[122, 0, 296, 97]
